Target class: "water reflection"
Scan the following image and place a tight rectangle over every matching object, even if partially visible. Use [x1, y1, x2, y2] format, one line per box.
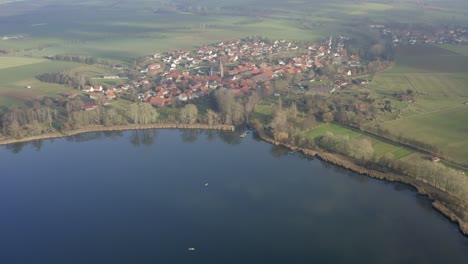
[1, 128, 467, 264]
[66, 131, 124, 143]
[129, 130, 159, 147]
[270, 145, 289, 158]
[4, 142, 27, 154]
[180, 129, 199, 143]
[1, 129, 244, 154]
[217, 130, 242, 145]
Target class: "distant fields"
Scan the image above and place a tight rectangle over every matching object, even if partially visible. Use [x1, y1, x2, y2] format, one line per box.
[1, 0, 467, 62]
[0, 59, 81, 107]
[368, 45, 468, 165]
[437, 44, 468, 56]
[0, 56, 44, 69]
[0, 57, 127, 108]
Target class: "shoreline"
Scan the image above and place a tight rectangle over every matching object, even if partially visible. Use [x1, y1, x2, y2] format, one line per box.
[0, 123, 235, 146]
[0, 124, 466, 236]
[256, 132, 468, 236]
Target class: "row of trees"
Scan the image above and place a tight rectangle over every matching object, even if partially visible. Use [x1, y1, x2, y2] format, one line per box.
[47, 55, 112, 66]
[0, 95, 163, 139]
[314, 132, 375, 160]
[0, 88, 264, 140]
[214, 89, 261, 125]
[36, 72, 88, 89]
[377, 153, 468, 201]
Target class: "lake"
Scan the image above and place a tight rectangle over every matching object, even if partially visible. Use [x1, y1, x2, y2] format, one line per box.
[0, 129, 467, 264]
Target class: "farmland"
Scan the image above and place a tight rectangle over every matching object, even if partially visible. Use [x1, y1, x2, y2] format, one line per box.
[1, 0, 468, 62]
[367, 45, 468, 165]
[0, 54, 128, 108]
[0, 56, 44, 69]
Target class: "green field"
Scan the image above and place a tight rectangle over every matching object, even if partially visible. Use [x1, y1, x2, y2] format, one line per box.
[0, 56, 45, 69]
[0, 60, 82, 107]
[367, 45, 468, 164]
[1, 0, 467, 62]
[0, 56, 125, 107]
[437, 44, 468, 56]
[253, 104, 273, 123]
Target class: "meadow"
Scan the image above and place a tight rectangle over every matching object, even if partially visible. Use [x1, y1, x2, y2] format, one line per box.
[1, 0, 467, 62]
[367, 45, 468, 165]
[0, 56, 44, 69]
[0, 57, 118, 108]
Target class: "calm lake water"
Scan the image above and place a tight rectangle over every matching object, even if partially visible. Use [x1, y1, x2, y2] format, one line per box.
[0, 129, 467, 264]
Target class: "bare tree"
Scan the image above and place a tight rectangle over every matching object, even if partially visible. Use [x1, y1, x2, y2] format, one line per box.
[180, 104, 198, 124]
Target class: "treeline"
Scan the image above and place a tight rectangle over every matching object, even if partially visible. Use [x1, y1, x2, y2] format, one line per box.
[0, 96, 160, 139]
[36, 72, 88, 89]
[46, 55, 112, 66]
[315, 132, 375, 160]
[1, 106, 58, 138]
[298, 94, 375, 129]
[214, 89, 261, 125]
[345, 28, 395, 61]
[377, 154, 468, 201]
[0, 88, 263, 141]
[156, 90, 262, 126]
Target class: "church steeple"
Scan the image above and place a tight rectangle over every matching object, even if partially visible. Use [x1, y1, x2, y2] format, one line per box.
[220, 60, 224, 78]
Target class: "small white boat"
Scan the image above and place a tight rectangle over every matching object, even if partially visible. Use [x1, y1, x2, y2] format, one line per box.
[188, 247, 196, 251]
[204, 183, 209, 187]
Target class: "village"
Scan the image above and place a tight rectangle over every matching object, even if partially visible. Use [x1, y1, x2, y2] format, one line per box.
[80, 35, 366, 107]
[372, 24, 468, 45]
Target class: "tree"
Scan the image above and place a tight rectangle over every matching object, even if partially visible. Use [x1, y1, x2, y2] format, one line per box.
[128, 103, 159, 124]
[321, 111, 334, 123]
[289, 102, 297, 119]
[302, 115, 317, 130]
[180, 104, 198, 124]
[274, 132, 289, 142]
[351, 138, 374, 159]
[205, 109, 220, 125]
[214, 89, 246, 125]
[269, 109, 288, 133]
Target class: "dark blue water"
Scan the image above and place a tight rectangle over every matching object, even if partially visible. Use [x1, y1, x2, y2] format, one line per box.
[0, 129, 467, 264]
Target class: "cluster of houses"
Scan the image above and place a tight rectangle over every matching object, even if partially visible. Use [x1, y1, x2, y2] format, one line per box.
[80, 36, 365, 107]
[127, 36, 362, 106]
[81, 84, 132, 102]
[376, 24, 468, 45]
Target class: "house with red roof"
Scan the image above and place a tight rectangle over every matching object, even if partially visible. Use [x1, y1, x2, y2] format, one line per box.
[105, 90, 117, 100]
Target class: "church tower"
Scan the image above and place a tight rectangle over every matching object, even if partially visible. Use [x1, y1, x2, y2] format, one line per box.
[220, 60, 224, 78]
